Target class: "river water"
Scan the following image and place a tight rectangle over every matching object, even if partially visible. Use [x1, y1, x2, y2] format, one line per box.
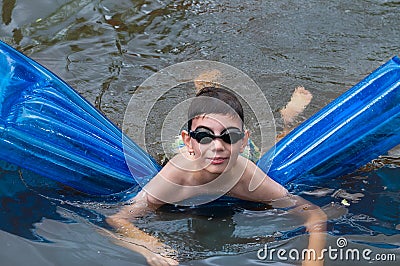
[0, 0, 399, 265]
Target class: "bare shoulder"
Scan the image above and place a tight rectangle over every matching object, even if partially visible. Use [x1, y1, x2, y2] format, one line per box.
[229, 156, 288, 203]
[157, 153, 192, 185]
[139, 154, 199, 205]
[108, 154, 194, 220]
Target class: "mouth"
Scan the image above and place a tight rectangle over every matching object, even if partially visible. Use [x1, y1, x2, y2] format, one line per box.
[208, 157, 229, 165]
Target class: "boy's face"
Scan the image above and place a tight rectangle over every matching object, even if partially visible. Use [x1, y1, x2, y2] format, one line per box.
[184, 113, 248, 175]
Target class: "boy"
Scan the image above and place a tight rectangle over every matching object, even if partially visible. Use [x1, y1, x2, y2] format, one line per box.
[106, 87, 326, 266]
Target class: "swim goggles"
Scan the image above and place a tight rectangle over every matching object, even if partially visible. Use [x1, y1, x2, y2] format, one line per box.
[189, 127, 245, 144]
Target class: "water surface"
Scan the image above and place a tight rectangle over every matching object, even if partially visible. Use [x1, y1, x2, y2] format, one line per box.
[0, 0, 399, 265]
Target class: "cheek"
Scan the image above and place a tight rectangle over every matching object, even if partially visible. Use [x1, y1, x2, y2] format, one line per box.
[191, 140, 205, 154]
[191, 142, 217, 156]
[231, 144, 242, 154]
[197, 144, 211, 155]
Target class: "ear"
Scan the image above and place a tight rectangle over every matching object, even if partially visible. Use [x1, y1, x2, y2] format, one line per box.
[239, 130, 250, 153]
[181, 130, 194, 153]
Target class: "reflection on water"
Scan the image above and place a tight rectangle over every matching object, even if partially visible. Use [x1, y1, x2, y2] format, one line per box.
[1, 0, 400, 264]
[1, 0, 15, 26]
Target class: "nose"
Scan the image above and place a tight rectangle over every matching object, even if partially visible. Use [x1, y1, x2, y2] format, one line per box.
[211, 138, 226, 151]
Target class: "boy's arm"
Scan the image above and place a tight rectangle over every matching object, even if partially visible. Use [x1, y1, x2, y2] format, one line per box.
[105, 190, 179, 266]
[282, 195, 327, 266]
[229, 161, 327, 266]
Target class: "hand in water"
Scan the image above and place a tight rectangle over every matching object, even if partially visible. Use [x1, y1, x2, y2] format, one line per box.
[141, 247, 179, 266]
[115, 238, 179, 266]
[98, 226, 179, 265]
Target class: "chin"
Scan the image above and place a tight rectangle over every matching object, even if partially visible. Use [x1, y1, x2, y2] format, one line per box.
[204, 162, 232, 175]
[204, 166, 225, 175]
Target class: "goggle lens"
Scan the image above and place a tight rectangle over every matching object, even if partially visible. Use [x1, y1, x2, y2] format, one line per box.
[190, 129, 244, 144]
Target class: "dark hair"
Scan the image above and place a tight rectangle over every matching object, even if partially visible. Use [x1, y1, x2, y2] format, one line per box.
[188, 87, 244, 130]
